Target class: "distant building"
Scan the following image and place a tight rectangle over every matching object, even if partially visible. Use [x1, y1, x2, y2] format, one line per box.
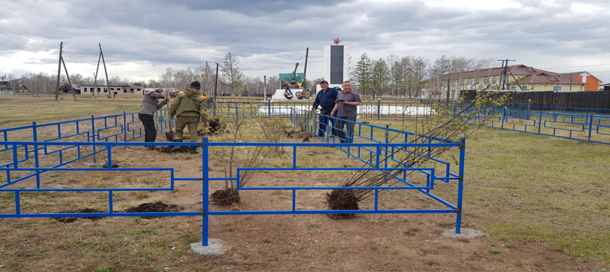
[59, 83, 81, 94]
[440, 64, 603, 98]
[80, 84, 143, 95]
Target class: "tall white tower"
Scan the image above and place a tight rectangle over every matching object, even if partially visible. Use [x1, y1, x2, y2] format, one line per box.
[324, 38, 348, 85]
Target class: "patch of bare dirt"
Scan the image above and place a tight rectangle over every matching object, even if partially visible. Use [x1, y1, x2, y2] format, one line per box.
[54, 208, 104, 223]
[123, 201, 182, 218]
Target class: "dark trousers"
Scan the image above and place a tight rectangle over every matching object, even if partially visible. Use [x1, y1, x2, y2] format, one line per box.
[138, 113, 157, 145]
[318, 112, 334, 137]
[333, 116, 357, 143]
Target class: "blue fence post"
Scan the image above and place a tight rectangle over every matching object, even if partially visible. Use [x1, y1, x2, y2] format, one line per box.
[123, 112, 127, 149]
[377, 99, 381, 120]
[588, 114, 594, 142]
[585, 107, 589, 125]
[456, 138, 466, 234]
[91, 115, 96, 163]
[537, 112, 542, 134]
[32, 121, 41, 188]
[501, 108, 506, 128]
[267, 100, 271, 116]
[201, 137, 209, 246]
[384, 124, 389, 172]
[15, 191, 20, 215]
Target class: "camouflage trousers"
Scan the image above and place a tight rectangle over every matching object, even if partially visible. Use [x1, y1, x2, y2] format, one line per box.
[173, 116, 200, 142]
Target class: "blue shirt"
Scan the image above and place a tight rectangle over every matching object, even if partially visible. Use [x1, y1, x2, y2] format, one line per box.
[312, 87, 338, 114]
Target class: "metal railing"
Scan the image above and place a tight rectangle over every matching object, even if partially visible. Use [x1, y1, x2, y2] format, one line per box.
[456, 106, 610, 145]
[1, 107, 467, 247]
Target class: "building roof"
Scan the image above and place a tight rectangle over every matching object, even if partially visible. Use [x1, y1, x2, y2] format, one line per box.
[443, 64, 603, 85]
[442, 64, 560, 80]
[519, 73, 585, 85]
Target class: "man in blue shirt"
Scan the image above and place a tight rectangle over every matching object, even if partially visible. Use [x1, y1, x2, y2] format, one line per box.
[311, 80, 339, 138]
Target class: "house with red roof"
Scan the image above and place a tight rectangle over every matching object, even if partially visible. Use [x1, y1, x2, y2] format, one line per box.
[440, 64, 603, 97]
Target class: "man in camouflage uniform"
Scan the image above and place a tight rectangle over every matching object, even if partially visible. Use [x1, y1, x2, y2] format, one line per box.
[169, 81, 207, 154]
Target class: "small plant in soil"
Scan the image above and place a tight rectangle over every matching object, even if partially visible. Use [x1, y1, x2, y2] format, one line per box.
[490, 249, 502, 254]
[306, 223, 320, 229]
[327, 246, 338, 254]
[211, 104, 284, 206]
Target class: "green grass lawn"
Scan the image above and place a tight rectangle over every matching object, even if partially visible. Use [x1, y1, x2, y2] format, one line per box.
[0, 97, 142, 129]
[361, 118, 610, 264]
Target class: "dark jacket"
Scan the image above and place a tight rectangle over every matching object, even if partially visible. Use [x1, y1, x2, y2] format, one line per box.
[169, 88, 206, 117]
[312, 87, 338, 114]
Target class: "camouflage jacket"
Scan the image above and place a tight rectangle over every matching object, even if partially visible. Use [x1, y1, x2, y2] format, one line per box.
[169, 88, 207, 118]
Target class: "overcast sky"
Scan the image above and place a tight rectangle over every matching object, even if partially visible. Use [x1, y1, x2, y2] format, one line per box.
[1, 0, 609, 84]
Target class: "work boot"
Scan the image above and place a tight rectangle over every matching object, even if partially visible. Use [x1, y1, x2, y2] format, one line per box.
[170, 139, 183, 152]
[189, 146, 198, 154]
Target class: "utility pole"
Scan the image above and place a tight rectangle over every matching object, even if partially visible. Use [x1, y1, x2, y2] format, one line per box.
[93, 72, 97, 98]
[100, 43, 110, 98]
[213, 62, 219, 117]
[55, 42, 63, 100]
[60, 57, 76, 101]
[497, 59, 524, 91]
[205, 61, 209, 95]
[303, 47, 309, 89]
[93, 44, 102, 98]
[263, 75, 267, 102]
[54, 42, 77, 101]
[497, 59, 511, 90]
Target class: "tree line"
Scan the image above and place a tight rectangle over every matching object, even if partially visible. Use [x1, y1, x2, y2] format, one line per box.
[2, 52, 498, 98]
[349, 54, 497, 99]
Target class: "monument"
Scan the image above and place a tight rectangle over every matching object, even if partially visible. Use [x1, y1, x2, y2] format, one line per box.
[323, 38, 348, 87]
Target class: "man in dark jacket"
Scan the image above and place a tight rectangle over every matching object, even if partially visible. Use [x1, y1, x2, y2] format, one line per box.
[169, 81, 207, 154]
[139, 89, 168, 150]
[311, 80, 338, 138]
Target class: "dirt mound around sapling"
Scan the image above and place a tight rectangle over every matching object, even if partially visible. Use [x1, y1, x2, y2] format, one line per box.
[326, 189, 359, 219]
[55, 208, 105, 223]
[123, 201, 182, 218]
[211, 188, 241, 206]
[158, 146, 190, 153]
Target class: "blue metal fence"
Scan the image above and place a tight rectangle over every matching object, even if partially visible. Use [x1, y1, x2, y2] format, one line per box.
[1, 107, 466, 247]
[457, 106, 610, 145]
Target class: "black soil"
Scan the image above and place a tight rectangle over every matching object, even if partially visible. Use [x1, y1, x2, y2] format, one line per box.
[158, 146, 190, 153]
[123, 201, 182, 218]
[102, 162, 120, 168]
[326, 189, 359, 219]
[55, 208, 105, 223]
[211, 188, 241, 206]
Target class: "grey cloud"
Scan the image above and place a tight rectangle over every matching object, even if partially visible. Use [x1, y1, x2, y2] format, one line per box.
[1, 0, 609, 82]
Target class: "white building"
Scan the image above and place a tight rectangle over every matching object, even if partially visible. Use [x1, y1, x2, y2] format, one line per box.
[80, 84, 145, 95]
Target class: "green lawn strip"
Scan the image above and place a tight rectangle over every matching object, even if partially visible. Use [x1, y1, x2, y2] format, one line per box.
[0, 97, 141, 129]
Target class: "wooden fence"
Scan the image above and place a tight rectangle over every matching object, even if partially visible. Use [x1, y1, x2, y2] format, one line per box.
[461, 90, 610, 109]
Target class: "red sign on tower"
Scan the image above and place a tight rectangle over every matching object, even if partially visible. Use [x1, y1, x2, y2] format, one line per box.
[333, 38, 341, 45]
